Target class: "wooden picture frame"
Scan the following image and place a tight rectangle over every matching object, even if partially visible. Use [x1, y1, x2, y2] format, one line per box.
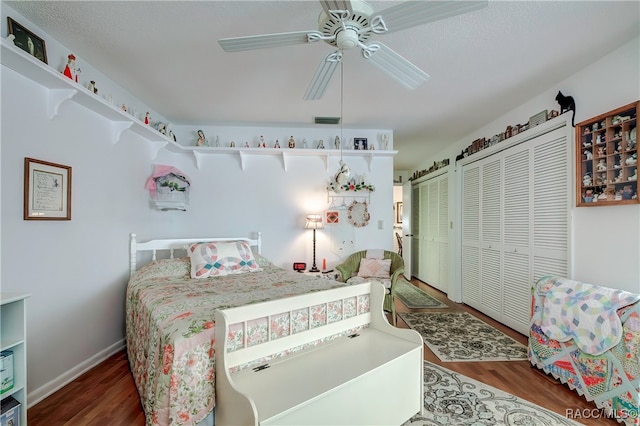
[7, 17, 48, 64]
[396, 202, 403, 223]
[24, 158, 72, 220]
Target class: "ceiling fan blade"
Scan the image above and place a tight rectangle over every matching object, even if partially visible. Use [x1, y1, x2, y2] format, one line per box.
[219, 30, 322, 52]
[362, 43, 430, 90]
[374, 0, 488, 34]
[304, 51, 342, 100]
[320, 0, 353, 15]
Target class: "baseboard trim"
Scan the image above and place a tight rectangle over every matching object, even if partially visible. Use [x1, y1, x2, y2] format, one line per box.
[27, 339, 126, 407]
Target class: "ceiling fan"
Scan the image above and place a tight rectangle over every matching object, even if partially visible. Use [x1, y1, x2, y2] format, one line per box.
[218, 0, 488, 100]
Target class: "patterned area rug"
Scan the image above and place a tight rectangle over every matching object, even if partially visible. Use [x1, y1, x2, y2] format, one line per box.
[395, 279, 448, 308]
[398, 312, 528, 361]
[402, 362, 580, 425]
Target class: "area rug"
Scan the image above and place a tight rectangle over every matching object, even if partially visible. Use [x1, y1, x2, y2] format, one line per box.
[395, 279, 448, 309]
[402, 361, 580, 425]
[398, 312, 528, 361]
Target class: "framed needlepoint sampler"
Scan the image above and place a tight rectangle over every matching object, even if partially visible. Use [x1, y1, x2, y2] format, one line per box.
[576, 101, 638, 207]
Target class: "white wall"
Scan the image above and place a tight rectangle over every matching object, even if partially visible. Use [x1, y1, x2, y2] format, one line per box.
[417, 36, 640, 296]
[0, 4, 395, 406]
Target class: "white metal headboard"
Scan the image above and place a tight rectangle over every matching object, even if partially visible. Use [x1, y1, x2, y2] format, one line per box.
[129, 232, 262, 277]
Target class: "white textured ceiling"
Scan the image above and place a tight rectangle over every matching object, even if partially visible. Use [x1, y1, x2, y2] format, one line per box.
[6, 1, 640, 170]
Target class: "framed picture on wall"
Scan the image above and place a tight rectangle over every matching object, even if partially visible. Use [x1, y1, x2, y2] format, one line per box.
[7, 17, 48, 64]
[24, 158, 72, 220]
[396, 202, 403, 223]
[354, 138, 367, 150]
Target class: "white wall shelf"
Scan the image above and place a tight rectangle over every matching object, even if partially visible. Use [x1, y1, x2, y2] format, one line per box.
[1, 37, 396, 170]
[165, 144, 397, 171]
[1, 38, 172, 145]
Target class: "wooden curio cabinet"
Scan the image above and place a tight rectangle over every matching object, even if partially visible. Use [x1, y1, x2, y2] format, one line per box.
[576, 101, 638, 206]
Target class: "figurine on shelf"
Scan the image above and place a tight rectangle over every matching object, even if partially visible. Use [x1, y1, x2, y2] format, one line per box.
[629, 169, 637, 181]
[63, 53, 80, 82]
[622, 185, 634, 200]
[260, 135, 266, 148]
[596, 146, 605, 157]
[230, 141, 235, 147]
[626, 153, 637, 166]
[303, 139, 308, 149]
[583, 189, 594, 203]
[596, 159, 607, 171]
[144, 112, 150, 125]
[121, 104, 128, 113]
[597, 173, 607, 185]
[382, 134, 389, 150]
[317, 139, 325, 149]
[244, 142, 250, 148]
[274, 139, 280, 148]
[582, 139, 592, 148]
[288, 136, 295, 148]
[196, 130, 207, 147]
[87, 80, 98, 94]
[584, 150, 593, 160]
[583, 173, 592, 186]
[614, 170, 623, 183]
[627, 138, 636, 150]
[335, 136, 340, 149]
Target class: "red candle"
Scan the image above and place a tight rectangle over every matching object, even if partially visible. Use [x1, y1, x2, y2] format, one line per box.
[322, 258, 327, 271]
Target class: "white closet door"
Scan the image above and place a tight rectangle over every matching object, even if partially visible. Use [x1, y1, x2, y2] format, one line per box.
[480, 157, 503, 319]
[411, 186, 421, 278]
[532, 133, 570, 281]
[462, 165, 481, 308]
[424, 180, 440, 286]
[437, 177, 449, 291]
[502, 145, 532, 333]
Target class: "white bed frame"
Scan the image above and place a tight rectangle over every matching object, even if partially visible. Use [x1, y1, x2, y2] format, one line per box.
[129, 232, 262, 276]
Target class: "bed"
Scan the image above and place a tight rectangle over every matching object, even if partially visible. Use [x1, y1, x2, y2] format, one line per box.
[126, 233, 348, 426]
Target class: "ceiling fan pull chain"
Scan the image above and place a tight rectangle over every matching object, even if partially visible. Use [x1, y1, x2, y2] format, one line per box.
[368, 16, 388, 34]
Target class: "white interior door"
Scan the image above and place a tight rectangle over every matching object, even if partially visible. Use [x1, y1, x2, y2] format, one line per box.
[401, 181, 412, 279]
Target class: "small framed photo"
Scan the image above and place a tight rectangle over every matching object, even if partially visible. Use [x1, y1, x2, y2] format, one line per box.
[24, 158, 72, 220]
[7, 17, 48, 64]
[396, 202, 403, 223]
[354, 138, 367, 150]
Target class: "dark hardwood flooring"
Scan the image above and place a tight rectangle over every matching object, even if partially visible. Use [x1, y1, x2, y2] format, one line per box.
[28, 278, 618, 425]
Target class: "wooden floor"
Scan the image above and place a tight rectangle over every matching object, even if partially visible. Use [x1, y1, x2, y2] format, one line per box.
[28, 278, 618, 425]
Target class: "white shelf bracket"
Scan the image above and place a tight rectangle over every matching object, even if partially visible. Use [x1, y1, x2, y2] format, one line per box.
[238, 151, 248, 171]
[365, 153, 374, 172]
[147, 140, 168, 159]
[110, 121, 133, 144]
[193, 150, 204, 169]
[321, 153, 329, 171]
[47, 88, 76, 119]
[281, 152, 289, 171]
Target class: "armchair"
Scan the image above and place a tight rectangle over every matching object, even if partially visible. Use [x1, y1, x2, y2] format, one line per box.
[335, 250, 405, 326]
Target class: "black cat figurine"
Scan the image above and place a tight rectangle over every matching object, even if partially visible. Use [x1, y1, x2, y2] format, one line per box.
[556, 90, 576, 127]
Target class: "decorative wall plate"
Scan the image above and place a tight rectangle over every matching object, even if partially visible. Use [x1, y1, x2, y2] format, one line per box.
[347, 200, 370, 227]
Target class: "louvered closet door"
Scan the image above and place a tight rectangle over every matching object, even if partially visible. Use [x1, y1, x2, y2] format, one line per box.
[502, 144, 532, 333]
[411, 186, 421, 278]
[461, 165, 481, 308]
[532, 132, 569, 281]
[480, 157, 503, 320]
[437, 177, 449, 291]
[424, 180, 440, 286]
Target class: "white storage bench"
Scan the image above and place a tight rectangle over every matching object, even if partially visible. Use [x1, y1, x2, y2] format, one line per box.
[214, 282, 424, 426]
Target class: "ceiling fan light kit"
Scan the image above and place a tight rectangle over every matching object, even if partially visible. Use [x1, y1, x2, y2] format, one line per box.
[218, 0, 488, 99]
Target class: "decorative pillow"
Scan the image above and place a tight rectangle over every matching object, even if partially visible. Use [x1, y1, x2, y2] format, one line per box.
[187, 240, 261, 279]
[357, 258, 391, 279]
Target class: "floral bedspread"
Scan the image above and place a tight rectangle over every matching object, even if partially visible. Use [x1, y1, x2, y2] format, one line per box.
[529, 276, 640, 425]
[126, 256, 345, 426]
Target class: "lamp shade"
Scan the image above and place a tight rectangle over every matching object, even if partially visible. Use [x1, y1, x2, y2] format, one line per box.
[305, 214, 324, 230]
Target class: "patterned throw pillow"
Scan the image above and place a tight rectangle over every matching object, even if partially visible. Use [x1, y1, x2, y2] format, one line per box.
[187, 240, 261, 278]
[357, 258, 391, 279]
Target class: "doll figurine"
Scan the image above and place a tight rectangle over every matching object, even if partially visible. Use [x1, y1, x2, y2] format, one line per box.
[63, 54, 79, 82]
